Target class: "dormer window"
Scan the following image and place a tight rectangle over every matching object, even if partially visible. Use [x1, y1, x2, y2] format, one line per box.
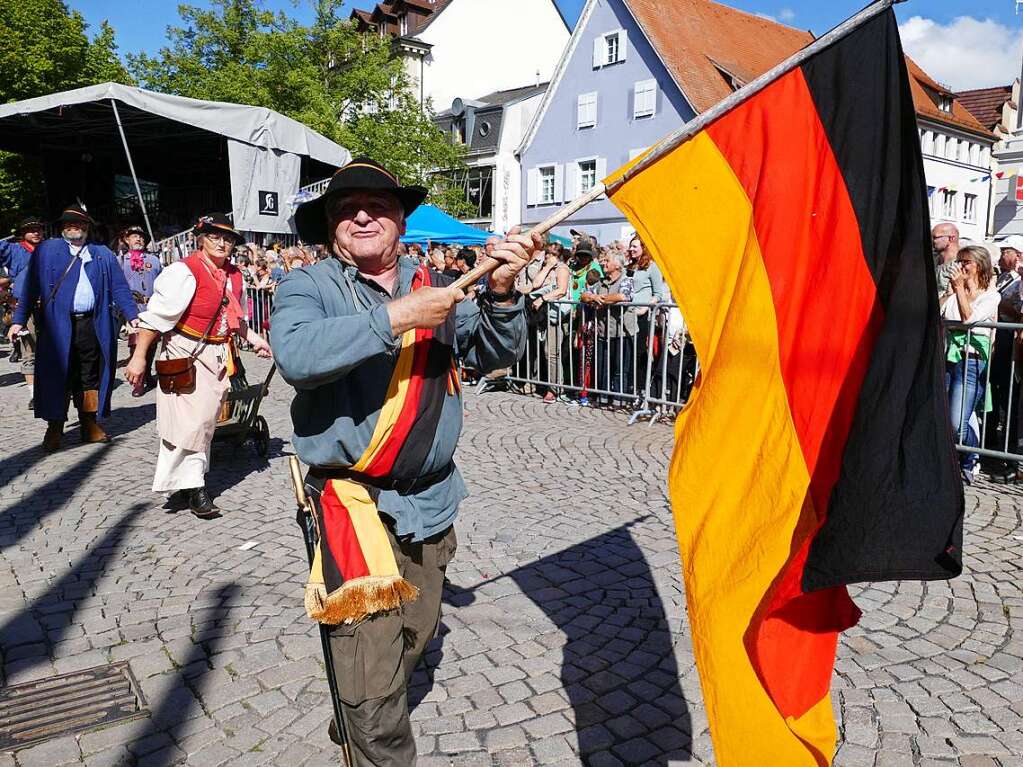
[939, 95, 952, 113]
[399, 14, 408, 36]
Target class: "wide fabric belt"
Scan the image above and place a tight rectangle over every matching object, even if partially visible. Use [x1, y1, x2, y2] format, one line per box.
[309, 462, 454, 496]
[175, 323, 229, 344]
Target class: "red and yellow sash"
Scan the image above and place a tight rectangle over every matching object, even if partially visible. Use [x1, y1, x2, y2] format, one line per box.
[304, 265, 457, 625]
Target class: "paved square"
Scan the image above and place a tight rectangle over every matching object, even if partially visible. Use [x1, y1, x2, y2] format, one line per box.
[0, 346, 1020, 766]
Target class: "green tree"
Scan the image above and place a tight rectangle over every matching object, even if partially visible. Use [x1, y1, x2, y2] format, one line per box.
[130, 0, 470, 216]
[0, 0, 132, 230]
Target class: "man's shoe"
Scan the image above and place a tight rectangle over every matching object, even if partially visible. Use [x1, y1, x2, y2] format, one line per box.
[189, 488, 220, 519]
[42, 422, 63, 453]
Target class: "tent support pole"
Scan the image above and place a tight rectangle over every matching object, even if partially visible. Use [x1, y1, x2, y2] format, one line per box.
[110, 99, 156, 248]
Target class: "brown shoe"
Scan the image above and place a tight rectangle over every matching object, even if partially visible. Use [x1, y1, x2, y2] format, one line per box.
[42, 422, 63, 453]
[79, 390, 110, 443]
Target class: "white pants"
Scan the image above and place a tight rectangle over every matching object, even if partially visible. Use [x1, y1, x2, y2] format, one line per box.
[152, 439, 211, 493]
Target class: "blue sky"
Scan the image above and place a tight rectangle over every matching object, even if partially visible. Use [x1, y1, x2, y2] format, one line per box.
[72, 0, 1023, 90]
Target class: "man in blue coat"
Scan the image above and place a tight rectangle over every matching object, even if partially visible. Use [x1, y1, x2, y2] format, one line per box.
[7, 205, 139, 451]
[1, 217, 46, 410]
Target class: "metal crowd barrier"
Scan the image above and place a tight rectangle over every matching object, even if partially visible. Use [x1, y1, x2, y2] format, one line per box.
[945, 319, 1023, 469]
[244, 287, 275, 340]
[489, 300, 699, 424]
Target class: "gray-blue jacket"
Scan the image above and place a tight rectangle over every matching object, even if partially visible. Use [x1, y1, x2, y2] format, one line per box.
[270, 256, 525, 541]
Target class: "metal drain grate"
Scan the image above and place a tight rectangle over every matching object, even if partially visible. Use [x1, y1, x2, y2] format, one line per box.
[0, 662, 149, 750]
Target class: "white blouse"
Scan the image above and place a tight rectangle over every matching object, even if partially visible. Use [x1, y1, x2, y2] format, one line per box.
[137, 262, 197, 334]
[941, 285, 999, 340]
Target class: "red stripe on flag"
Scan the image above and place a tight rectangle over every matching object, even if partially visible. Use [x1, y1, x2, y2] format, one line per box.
[320, 481, 371, 582]
[363, 265, 435, 478]
[707, 68, 877, 718]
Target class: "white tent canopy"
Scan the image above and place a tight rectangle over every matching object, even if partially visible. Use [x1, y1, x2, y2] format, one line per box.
[0, 82, 350, 235]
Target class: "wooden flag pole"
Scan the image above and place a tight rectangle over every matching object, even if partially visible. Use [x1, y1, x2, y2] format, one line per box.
[450, 0, 902, 294]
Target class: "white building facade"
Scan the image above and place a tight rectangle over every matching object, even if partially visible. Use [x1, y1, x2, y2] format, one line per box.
[919, 121, 994, 243]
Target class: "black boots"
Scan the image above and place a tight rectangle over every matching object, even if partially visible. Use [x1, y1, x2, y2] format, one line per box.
[189, 487, 219, 519]
[42, 422, 63, 453]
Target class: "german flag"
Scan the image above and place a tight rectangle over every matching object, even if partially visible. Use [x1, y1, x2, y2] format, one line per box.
[606, 8, 963, 764]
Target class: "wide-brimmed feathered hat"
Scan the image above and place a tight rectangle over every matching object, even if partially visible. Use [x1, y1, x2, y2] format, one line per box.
[193, 214, 244, 245]
[120, 224, 150, 244]
[12, 217, 45, 236]
[56, 204, 94, 227]
[294, 157, 428, 245]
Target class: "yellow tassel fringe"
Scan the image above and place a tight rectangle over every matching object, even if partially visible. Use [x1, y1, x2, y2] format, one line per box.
[305, 575, 420, 625]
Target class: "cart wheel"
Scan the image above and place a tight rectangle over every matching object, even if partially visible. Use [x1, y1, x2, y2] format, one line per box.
[253, 415, 270, 457]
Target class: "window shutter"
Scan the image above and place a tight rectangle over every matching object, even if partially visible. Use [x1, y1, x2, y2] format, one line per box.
[527, 168, 539, 206]
[596, 158, 608, 197]
[618, 29, 629, 61]
[593, 37, 604, 68]
[577, 92, 597, 129]
[566, 162, 579, 199]
[554, 164, 565, 203]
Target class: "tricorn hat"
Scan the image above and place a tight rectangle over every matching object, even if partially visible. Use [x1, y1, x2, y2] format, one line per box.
[193, 214, 244, 245]
[120, 224, 150, 244]
[12, 217, 45, 236]
[294, 157, 428, 245]
[56, 204, 94, 227]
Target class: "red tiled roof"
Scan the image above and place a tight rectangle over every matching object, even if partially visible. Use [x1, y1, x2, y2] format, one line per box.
[625, 0, 813, 114]
[905, 57, 994, 139]
[956, 85, 1013, 132]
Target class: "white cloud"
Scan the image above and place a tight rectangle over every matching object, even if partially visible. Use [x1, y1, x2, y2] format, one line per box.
[899, 16, 1023, 91]
[779, 8, 796, 23]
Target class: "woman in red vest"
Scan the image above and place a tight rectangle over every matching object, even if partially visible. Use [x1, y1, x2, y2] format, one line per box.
[125, 215, 272, 518]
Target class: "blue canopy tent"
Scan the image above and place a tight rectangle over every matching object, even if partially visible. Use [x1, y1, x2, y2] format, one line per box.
[401, 204, 492, 245]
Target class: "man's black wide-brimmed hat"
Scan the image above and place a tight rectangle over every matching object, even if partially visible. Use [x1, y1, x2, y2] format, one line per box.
[193, 213, 244, 245]
[294, 157, 428, 245]
[12, 217, 45, 235]
[56, 204, 94, 227]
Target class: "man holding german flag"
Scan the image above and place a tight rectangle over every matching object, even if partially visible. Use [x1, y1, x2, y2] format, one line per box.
[272, 157, 539, 765]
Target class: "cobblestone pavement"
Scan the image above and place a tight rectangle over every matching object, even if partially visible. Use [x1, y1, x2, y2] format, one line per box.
[0, 344, 1020, 766]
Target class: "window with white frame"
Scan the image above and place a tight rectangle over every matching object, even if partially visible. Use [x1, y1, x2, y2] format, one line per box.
[963, 193, 977, 222]
[935, 133, 946, 157]
[942, 190, 957, 218]
[579, 159, 597, 194]
[593, 29, 628, 68]
[398, 14, 408, 35]
[607, 33, 620, 63]
[540, 166, 556, 204]
[634, 79, 657, 118]
[921, 130, 934, 155]
[946, 137, 958, 161]
[939, 95, 953, 113]
[577, 92, 597, 129]
[958, 141, 969, 163]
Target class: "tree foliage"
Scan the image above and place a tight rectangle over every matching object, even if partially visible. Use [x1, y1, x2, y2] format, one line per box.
[0, 0, 132, 230]
[130, 0, 470, 216]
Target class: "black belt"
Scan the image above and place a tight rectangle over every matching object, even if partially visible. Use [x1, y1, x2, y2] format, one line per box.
[309, 463, 454, 495]
[71, 311, 93, 319]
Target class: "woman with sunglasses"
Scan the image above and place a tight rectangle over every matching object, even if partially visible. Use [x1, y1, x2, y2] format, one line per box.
[940, 244, 999, 484]
[125, 215, 272, 517]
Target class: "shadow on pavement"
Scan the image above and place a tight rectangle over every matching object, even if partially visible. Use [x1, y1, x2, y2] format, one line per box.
[0, 442, 115, 553]
[131, 582, 240, 767]
[440, 521, 693, 764]
[0, 503, 147, 682]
